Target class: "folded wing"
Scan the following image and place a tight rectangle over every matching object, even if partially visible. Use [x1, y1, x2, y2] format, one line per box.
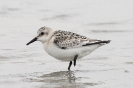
[53, 30, 110, 49]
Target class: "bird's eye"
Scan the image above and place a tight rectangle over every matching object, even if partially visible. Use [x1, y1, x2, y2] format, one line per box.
[41, 32, 44, 35]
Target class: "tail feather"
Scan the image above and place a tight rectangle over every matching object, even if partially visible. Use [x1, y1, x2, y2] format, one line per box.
[83, 40, 111, 46]
[100, 40, 111, 44]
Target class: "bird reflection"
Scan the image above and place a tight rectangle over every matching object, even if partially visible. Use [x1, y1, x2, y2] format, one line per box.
[25, 70, 100, 88]
[39, 70, 76, 83]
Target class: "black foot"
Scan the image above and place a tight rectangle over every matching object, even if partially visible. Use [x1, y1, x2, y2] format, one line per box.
[74, 55, 78, 66]
[68, 61, 72, 70]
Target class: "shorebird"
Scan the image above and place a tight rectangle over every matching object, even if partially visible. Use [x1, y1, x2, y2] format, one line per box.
[26, 26, 110, 70]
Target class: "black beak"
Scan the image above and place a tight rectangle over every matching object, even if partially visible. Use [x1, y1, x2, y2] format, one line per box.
[26, 37, 37, 45]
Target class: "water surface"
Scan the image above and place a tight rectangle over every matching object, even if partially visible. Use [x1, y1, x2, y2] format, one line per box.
[0, 0, 133, 88]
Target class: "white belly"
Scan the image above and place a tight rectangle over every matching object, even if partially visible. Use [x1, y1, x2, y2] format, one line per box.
[43, 42, 102, 61]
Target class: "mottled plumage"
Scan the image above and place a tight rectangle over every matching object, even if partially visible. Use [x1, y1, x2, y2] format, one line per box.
[53, 30, 106, 49]
[53, 30, 89, 48]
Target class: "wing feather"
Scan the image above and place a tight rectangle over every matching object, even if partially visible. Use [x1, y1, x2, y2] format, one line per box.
[53, 30, 110, 49]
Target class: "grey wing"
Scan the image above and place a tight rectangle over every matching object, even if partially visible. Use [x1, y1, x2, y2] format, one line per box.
[53, 30, 105, 49]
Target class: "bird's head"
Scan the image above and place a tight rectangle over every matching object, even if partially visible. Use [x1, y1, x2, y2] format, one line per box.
[26, 26, 53, 45]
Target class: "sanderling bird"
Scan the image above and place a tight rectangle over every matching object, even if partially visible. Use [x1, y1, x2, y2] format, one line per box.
[26, 26, 110, 70]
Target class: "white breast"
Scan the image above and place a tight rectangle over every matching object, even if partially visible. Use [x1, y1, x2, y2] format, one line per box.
[43, 41, 102, 61]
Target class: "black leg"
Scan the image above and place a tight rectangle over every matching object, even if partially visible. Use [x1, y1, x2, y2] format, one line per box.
[68, 61, 72, 70]
[74, 55, 78, 67]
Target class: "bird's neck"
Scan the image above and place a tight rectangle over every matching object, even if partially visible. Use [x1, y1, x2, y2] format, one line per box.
[44, 30, 54, 45]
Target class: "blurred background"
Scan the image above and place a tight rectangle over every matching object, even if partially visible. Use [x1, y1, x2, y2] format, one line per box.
[0, 0, 133, 88]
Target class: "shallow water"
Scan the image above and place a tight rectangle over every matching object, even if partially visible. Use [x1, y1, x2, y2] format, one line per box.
[0, 0, 133, 88]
